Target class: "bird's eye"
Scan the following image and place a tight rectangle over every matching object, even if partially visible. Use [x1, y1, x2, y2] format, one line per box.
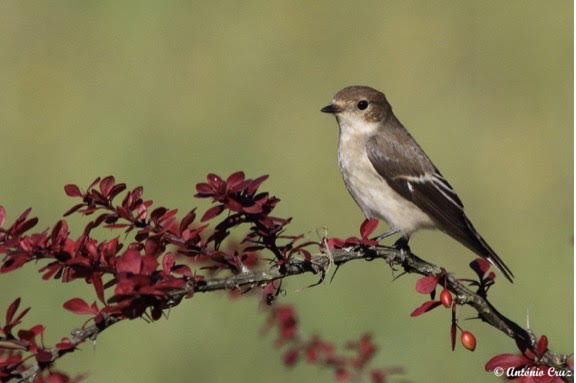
[357, 100, 368, 110]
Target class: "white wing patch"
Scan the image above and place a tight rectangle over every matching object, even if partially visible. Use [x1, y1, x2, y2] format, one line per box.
[395, 173, 463, 210]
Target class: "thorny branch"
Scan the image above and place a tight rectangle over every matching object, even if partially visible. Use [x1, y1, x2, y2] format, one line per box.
[1, 174, 571, 382]
[9, 245, 573, 383]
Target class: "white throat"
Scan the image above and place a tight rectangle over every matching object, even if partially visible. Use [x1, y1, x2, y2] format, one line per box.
[337, 113, 380, 139]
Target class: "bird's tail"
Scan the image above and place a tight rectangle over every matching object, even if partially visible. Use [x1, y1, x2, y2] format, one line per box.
[463, 218, 514, 283]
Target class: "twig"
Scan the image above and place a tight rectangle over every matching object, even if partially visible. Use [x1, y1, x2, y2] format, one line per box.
[8, 246, 573, 383]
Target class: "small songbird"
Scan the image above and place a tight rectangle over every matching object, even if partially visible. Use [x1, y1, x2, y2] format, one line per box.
[321, 85, 514, 282]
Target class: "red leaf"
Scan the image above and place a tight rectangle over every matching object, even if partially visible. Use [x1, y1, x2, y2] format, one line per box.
[476, 258, 491, 272]
[470, 258, 491, 277]
[103, 223, 130, 229]
[63, 298, 98, 315]
[172, 264, 192, 277]
[99, 176, 115, 197]
[207, 173, 223, 188]
[201, 205, 224, 222]
[360, 219, 379, 239]
[336, 368, 351, 381]
[185, 224, 208, 240]
[50, 220, 69, 244]
[17, 329, 35, 341]
[56, 337, 76, 351]
[344, 237, 361, 245]
[242, 203, 263, 214]
[127, 186, 144, 205]
[0, 344, 22, 351]
[135, 205, 147, 222]
[36, 351, 53, 363]
[415, 275, 439, 294]
[325, 238, 345, 249]
[16, 217, 39, 235]
[109, 183, 127, 200]
[246, 175, 269, 195]
[144, 238, 160, 257]
[370, 370, 384, 383]
[140, 255, 158, 275]
[31, 325, 45, 336]
[1, 254, 30, 273]
[195, 183, 213, 195]
[92, 273, 105, 304]
[451, 302, 457, 351]
[116, 249, 142, 274]
[226, 199, 242, 212]
[101, 237, 119, 258]
[179, 209, 196, 233]
[63, 203, 85, 217]
[0, 206, 5, 227]
[5, 298, 21, 325]
[300, 249, 312, 262]
[537, 335, 548, 357]
[45, 372, 75, 383]
[158, 208, 178, 224]
[150, 207, 167, 222]
[64, 184, 82, 197]
[162, 253, 175, 274]
[226, 171, 245, 191]
[450, 322, 457, 351]
[13, 306, 31, 324]
[87, 177, 101, 191]
[14, 208, 32, 224]
[410, 300, 441, 317]
[485, 353, 530, 371]
[283, 348, 300, 367]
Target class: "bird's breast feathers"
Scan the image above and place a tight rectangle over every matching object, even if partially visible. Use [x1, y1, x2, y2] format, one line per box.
[337, 132, 435, 234]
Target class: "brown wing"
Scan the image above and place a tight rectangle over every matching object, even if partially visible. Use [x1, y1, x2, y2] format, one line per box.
[365, 134, 514, 282]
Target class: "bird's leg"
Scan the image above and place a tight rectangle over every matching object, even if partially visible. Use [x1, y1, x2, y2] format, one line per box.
[374, 229, 400, 242]
[393, 235, 411, 253]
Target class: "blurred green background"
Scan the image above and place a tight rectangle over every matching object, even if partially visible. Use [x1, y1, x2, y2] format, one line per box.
[0, 1, 572, 382]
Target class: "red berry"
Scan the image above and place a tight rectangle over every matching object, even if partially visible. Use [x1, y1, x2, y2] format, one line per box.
[440, 289, 453, 308]
[461, 331, 476, 351]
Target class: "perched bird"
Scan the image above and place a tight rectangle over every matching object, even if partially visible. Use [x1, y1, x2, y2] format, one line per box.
[321, 85, 514, 282]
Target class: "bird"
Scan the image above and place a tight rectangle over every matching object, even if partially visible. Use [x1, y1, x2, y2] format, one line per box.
[321, 85, 514, 282]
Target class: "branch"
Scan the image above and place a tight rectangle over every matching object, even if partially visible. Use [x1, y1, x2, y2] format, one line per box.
[9, 245, 572, 383]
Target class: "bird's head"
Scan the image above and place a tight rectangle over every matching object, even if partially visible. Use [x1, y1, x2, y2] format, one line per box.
[321, 86, 392, 133]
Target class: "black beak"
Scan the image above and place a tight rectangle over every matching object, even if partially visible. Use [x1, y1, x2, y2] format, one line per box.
[320, 104, 341, 114]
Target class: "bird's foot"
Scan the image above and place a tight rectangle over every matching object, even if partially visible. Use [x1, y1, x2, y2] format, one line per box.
[393, 237, 411, 254]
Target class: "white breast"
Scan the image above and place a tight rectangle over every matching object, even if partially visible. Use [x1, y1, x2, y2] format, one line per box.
[337, 131, 435, 235]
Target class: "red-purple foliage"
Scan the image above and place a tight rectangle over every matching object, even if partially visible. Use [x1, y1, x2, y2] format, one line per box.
[0, 173, 402, 382]
[324, 218, 379, 249]
[0, 174, 312, 322]
[408, 259, 499, 352]
[485, 335, 570, 382]
[0, 297, 81, 381]
[264, 305, 404, 382]
[4, 173, 563, 382]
